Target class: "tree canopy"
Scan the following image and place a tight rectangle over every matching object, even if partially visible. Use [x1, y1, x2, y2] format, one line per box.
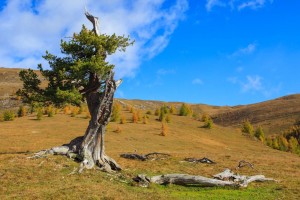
[17, 25, 133, 107]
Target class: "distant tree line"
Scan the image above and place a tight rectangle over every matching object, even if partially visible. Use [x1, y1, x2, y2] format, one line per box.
[241, 120, 300, 155]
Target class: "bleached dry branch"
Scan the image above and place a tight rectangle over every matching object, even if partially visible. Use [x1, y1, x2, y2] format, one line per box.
[134, 169, 275, 188]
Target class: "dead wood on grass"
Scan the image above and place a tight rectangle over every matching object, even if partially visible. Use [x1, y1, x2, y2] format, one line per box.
[120, 152, 171, 161]
[133, 169, 275, 188]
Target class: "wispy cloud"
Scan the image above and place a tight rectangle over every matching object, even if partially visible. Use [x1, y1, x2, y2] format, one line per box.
[228, 74, 281, 97]
[192, 78, 204, 85]
[206, 0, 225, 11]
[0, 0, 188, 78]
[230, 43, 257, 57]
[206, 0, 274, 12]
[238, 0, 272, 11]
[241, 75, 263, 92]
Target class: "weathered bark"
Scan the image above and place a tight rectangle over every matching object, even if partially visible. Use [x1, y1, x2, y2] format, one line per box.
[85, 11, 100, 36]
[134, 169, 275, 188]
[120, 152, 171, 161]
[78, 71, 121, 172]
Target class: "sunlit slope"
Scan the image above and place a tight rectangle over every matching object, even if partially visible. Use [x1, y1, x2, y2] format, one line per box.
[1, 67, 299, 135]
[0, 109, 300, 199]
[212, 94, 300, 135]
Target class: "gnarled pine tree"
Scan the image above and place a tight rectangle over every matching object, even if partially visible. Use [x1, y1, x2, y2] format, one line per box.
[17, 12, 133, 172]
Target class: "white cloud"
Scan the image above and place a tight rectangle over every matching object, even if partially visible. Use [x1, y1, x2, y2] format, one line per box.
[0, 0, 188, 78]
[206, 0, 225, 11]
[238, 0, 272, 11]
[228, 75, 281, 97]
[206, 0, 274, 12]
[192, 78, 204, 85]
[241, 75, 263, 92]
[230, 43, 257, 57]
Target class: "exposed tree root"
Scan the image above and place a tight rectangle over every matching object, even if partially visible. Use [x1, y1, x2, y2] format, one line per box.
[133, 169, 275, 188]
[28, 135, 120, 173]
[184, 157, 216, 164]
[120, 152, 171, 161]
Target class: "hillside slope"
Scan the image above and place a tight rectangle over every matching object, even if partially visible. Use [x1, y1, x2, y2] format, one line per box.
[0, 67, 299, 135]
[118, 95, 300, 136]
[212, 94, 300, 135]
[0, 68, 23, 97]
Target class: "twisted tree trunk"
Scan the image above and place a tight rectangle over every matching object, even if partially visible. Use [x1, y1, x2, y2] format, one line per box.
[79, 72, 121, 172]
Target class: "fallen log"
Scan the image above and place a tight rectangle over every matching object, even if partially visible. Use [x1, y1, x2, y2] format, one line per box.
[120, 152, 171, 161]
[184, 157, 216, 164]
[133, 169, 275, 188]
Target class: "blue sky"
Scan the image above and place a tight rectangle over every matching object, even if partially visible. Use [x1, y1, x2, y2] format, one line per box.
[0, 0, 299, 106]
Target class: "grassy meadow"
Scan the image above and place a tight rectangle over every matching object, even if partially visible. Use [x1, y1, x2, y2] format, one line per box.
[1, 105, 300, 199]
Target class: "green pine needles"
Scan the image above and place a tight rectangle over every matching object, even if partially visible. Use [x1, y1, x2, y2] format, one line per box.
[17, 25, 133, 107]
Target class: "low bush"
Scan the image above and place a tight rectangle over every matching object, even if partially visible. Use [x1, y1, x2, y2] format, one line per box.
[166, 114, 171, 123]
[120, 115, 126, 124]
[169, 105, 177, 114]
[201, 113, 210, 122]
[132, 112, 138, 123]
[154, 108, 160, 116]
[3, 110, 15, 121]
[241, 120, 254, 135]
[71, 107, 80, 117]
[146, 110, 152, 115]
[203, 118, 213, 129]
[143, 115, 149, 124]
[179, 103, 192, 116]
[161, 123, 168, 136]
[111, 103, 121, 122]
[46, 106, 55, 117]
[36, 108, 43, 120]
[18, 105, 27, 117]
[254, 126, 265, 142]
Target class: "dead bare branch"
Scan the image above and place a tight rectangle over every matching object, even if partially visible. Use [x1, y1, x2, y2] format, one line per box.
[134, 169, 275, 188]
[184, 157, 216, 164]
[120, 152, 171, 161]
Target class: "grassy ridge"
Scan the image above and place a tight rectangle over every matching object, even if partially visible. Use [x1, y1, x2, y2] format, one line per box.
[1, 67, 300, 136]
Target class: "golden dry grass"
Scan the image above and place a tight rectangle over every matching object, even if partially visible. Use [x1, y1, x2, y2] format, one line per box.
[0, 68, 23, 97]
[1, 108, 300, 199]
[0, 68, 46, 98]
